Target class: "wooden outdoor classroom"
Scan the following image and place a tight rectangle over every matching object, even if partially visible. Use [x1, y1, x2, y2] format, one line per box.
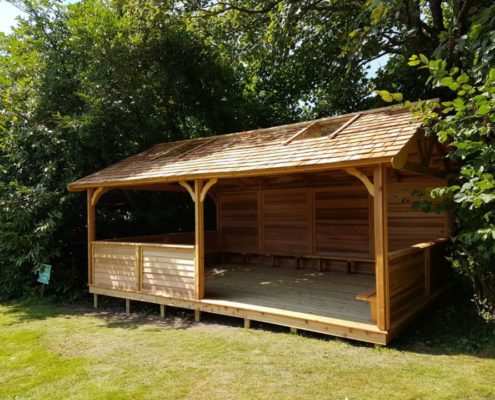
[67, 105, 453, 345]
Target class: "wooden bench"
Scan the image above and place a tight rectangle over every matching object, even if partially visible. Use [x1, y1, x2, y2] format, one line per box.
[356, 289, 377, 322]
[301, 254, 374, 273]
[220, 251, 374, 273]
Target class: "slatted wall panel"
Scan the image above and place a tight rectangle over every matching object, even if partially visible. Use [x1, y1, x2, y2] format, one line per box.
[92, 243, 137, 290]
[263, 189, 310, 254]
[389, 250, 425, 323]
[315, 187, 371, 256]
[388, 173, 449, 251]
[219, 191, 259, 252]
[142, 246, 195, 299]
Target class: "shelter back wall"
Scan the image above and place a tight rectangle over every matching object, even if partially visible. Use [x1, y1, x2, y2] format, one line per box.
[216, 168, 449, 262]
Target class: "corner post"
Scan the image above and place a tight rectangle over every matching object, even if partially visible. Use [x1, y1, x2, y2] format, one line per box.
[87, 188, 96, 285]
[194, 179, 205, 299]
[373, 164, 390, 331]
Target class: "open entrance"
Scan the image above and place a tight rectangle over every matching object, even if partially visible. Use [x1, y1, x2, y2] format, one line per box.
[203, 170, 377, 323]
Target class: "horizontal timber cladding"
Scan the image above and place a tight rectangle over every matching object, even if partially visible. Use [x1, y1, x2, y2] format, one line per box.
[219, 191, 260, 253]
[387, 240, 449, 331]
[92, 241, 196, 300]
[389, 250, 425, 323]
[388, 171, 449, 251]
[141, 246, 196, 299]
[314, 186, 371, 257]
[263, 189, 310, 254]
[92, 242, 137, 290]
[217, 176, 373, 261]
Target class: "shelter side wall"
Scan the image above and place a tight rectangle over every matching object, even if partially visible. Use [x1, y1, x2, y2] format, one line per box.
[387, 172, 450, 252]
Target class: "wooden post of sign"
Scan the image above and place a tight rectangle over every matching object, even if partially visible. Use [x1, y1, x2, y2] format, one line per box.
[87, 189, 95, 285]
[194, 179, 205, 299]
[373, 165, 390, 331]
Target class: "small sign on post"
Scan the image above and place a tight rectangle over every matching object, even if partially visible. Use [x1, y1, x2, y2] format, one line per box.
[37, 264, 52, 285]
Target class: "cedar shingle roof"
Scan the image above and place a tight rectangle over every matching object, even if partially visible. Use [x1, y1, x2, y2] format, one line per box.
[67, 106, 420, 191]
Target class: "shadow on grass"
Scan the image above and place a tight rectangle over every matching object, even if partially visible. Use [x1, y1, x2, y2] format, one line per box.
[2, 284, 494, 358]
[389, 286, 495, 358]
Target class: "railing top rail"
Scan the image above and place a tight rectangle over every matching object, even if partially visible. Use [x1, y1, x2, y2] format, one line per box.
[388, 238, 448, 262]
[92, 240, 195, 251]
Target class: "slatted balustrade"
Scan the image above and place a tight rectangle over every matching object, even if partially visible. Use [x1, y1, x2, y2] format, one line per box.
[92, 241, 196, 300]
[388, 239, 448, 330]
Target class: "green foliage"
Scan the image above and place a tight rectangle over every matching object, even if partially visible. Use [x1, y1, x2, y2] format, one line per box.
[185, 1, 371, 122]
[0, 0, 257, 300]
[379, 49, 495, 320]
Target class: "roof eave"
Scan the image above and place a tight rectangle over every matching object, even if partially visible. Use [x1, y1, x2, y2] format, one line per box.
[66, 156, 394, 192]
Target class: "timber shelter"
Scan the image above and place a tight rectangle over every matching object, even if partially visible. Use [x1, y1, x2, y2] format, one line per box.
[67, 105, 452, 344]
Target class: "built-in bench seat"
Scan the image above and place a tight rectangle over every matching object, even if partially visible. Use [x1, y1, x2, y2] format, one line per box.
[356, 289, 377, 322]
[220, 251, 374, 274]
[300, 254, 373, 273]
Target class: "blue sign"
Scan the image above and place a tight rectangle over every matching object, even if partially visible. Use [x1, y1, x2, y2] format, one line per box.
[37, 264, 52, 285]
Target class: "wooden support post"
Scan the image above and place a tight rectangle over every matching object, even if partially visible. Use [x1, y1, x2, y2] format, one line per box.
[244, 318, 251, 329]
[93, 293, 98, 309]
[373, 164, 390, 331]
[160, 304, 166, 318]
[87, 189, 96, 285]
[194, 309, 201, 322]
[290, 327, 298, 334]
[194, 179, 205, 299]
[125, 299, 130, 315]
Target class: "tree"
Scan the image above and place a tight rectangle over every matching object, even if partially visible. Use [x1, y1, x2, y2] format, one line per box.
[186, 1, 495, 110]
[377, 3, 495, 319]
[0, 0, 257, 299]
[184, 0, 371, 122]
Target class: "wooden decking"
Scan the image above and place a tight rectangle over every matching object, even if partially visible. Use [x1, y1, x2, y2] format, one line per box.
[205, 264, 375, 324]
[89, 261, 388, 344]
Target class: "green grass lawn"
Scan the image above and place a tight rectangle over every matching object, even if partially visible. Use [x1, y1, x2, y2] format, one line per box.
[1, 292, 494, 400]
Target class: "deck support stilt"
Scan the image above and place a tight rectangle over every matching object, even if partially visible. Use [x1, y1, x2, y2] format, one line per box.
[125, 299, 130, 315]
[290, 327, 298, 334]
[244, 318, 251, 329]
[194, 309, 201, 322]
[160, 304, 166, 318]
[93, 293, 98, 309]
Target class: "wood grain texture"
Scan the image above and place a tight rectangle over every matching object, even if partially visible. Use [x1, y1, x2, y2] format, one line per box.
[217, 176, 373, 265]
[219, 191, 260, 253]
[92, 242, 137, 290]
[194, 179, 205, 299]
[92, 241, 196, 299]
[373, 164, 390, 331]
[388, 171, 449, 251]
[388, 239, 449, 331]
[87, 189, 95, 285]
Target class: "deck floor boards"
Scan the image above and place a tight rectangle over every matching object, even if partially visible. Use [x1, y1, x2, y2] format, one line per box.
[205, 264, 375, 324]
